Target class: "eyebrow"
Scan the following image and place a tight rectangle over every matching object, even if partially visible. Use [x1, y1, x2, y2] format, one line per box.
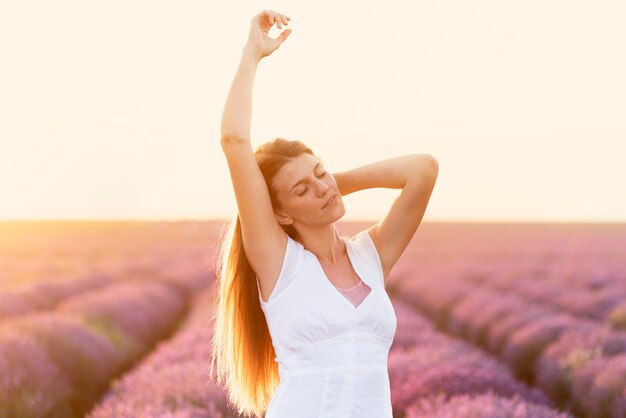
[290, 162, 322, 192]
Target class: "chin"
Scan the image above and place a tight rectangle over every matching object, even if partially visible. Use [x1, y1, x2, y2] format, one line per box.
[332, 204, 346, 221]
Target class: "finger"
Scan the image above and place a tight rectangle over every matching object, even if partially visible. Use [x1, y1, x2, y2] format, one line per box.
[272, 12, 282, 28]
[279, 14, 289, 25]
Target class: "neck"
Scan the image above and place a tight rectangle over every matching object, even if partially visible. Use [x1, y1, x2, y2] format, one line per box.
[297, 224, 345, 265]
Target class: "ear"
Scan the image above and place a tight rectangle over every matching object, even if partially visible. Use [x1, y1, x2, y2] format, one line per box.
[275, 211, 293, 226]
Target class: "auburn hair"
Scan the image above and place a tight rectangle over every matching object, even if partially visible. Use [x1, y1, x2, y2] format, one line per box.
[209, 138, 321, 417]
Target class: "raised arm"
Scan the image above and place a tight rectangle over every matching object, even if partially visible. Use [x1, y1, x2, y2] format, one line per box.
[332, 154, 436, 197]
[332, 154, 438, 283]
[220, 10, 293, 303]
[221, 11, 292, 140]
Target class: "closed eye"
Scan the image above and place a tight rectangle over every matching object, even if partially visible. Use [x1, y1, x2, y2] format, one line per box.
[298, 171, 326, 196]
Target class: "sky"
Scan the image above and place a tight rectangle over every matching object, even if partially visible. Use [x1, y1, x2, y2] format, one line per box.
[1, 0, 624, 223]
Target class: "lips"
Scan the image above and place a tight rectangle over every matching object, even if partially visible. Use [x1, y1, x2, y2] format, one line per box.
[323, 194, 337, 208]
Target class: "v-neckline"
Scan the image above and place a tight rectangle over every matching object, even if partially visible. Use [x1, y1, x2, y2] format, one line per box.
[308, 236, 375, 311]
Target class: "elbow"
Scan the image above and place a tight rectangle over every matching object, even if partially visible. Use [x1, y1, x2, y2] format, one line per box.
[414, 154, 439, 183]
[425, 154, 439, 173]
[429, 155, 439, 181]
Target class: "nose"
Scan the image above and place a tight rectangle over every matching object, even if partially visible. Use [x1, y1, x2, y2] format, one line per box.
[315, 179, 330, 197]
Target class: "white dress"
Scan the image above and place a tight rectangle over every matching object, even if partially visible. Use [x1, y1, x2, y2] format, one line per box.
[256, 230, 397, 417]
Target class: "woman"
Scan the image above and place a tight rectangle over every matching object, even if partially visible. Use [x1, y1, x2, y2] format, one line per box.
[210, 9, 438, 418]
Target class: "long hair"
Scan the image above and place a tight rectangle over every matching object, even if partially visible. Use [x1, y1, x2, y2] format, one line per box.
[209, 138, 320, 417]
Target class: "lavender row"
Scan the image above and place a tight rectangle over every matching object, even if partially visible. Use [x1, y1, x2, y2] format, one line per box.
[87, 286, 237, 417]
[460, 257, 626, 328]
[389, 300, 571, 417]
[0, 279, 191, 418]
[0, 273, 111, 321]
[0, 258, 211, 324]
[393, 275, 626, 417]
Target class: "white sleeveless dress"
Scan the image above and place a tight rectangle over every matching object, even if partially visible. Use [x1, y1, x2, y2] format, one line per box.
[256, 230, 397, 417]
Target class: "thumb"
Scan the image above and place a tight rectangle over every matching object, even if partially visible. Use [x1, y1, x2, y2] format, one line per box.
[276, 28, 292, 44]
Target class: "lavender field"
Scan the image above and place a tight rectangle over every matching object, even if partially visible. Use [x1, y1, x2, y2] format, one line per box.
[0, 220, 624, 417]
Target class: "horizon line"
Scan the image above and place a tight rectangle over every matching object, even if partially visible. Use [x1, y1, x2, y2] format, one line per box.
[0, 218, 625, 225]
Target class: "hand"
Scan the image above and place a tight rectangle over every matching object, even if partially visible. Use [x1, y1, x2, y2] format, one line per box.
[245, 10, 292, 59]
